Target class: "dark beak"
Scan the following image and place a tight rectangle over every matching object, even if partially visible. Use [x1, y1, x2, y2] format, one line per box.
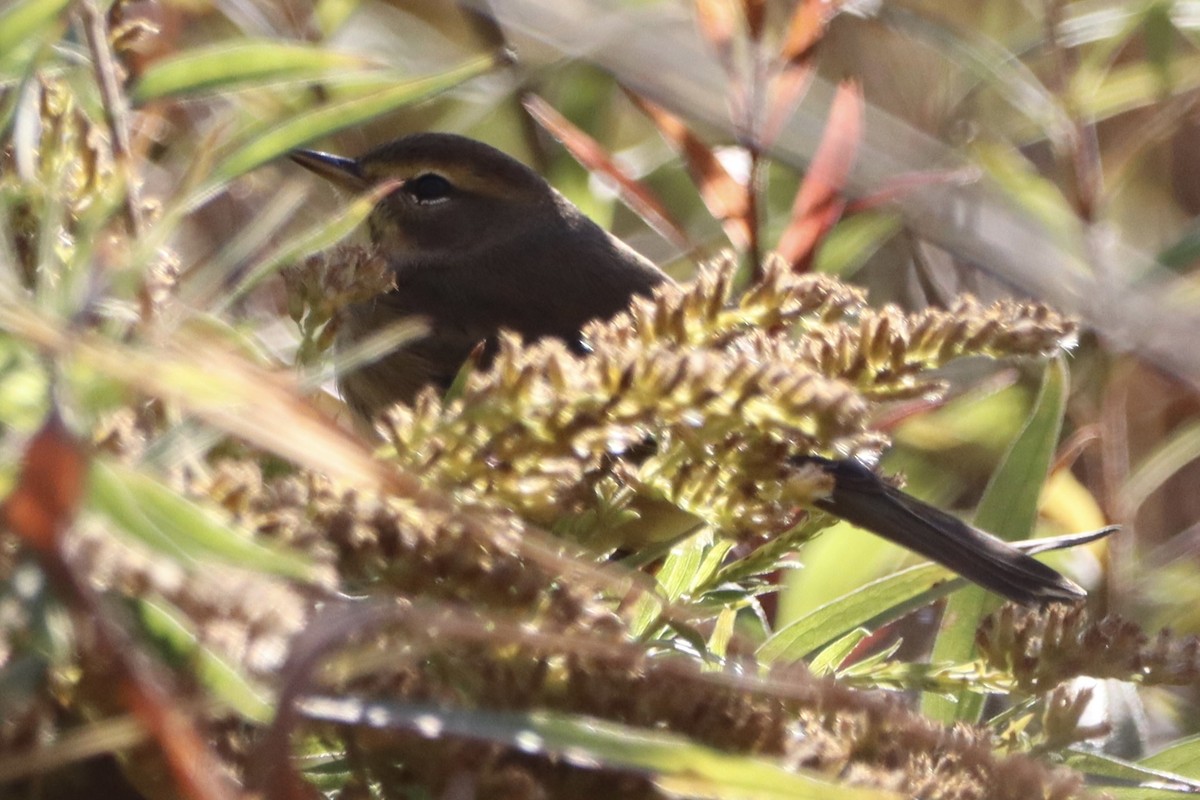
[289, 149, 367, 190]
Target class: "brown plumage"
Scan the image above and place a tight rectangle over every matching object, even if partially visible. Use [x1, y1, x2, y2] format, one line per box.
[291, 134, 666, 418]
[292, 132, 1087, 605]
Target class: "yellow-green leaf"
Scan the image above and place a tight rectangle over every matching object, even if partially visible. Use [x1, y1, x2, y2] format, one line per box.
[204, 52, 503, 189]
[88, 460, 316, 581]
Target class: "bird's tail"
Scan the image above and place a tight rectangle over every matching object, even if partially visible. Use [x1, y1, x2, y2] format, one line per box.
[806, 457, 1086, 605]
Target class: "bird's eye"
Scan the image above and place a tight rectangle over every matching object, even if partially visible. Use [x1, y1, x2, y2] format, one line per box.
[403, 173, 454, 203]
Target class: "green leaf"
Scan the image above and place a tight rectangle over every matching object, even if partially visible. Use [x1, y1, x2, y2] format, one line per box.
[0, 0, 71, 71]
[814, 212, 902, 277]
[707, 606, 736, 661]
[971, 143, 1080, 242]
[1156, 221, 1200, 272]
[1066, 748, 1200, 799]
[1141, 733, 1200, 779]
[1141, 1, 1176, 92]
[974, 363, 1068, 538]
[299, 699, 900, 800]
[88, 460, 316, 581]
[1072, 53, 1200, 128]
[759, 561, 965, 664]
[655, 532, 711, 602]
[315, 0, 365, 35]
[808, 628, 870, 676]
[135, 600, 273, 723]
[922, 359, 1068, 724]
[132, 40, 372, 102]
[201, 52, 503, 192]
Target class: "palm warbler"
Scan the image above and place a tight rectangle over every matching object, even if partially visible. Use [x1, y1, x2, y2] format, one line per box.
[291, 132, 1088, 605]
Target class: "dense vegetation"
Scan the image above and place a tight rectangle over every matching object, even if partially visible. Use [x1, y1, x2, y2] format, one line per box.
[3, 1, 1200, 798]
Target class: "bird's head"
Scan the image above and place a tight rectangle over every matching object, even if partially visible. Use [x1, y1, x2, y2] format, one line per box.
[290, 132, 558, 259]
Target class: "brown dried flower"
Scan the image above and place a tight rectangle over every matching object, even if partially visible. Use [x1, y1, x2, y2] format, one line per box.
[977, 604, 1200, 693]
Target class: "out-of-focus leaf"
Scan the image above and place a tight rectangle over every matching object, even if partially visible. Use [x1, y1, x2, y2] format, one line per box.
[762, 0, 834, 144]
[776, 80, 862, 271]
[0, 414, 239, 800]
[812, 212, 901, 276]
[873, 4, 1070, 147]
[970, 142, 1080, 240]
[1039, 467, 1109, 538]
[1157, 222, 1200, 272]
[136, 600, 273, 723]
[1059, 3, 1143, 49]
[524, 94, 694, 253]
[89, 461, 316, 582]
[844, 167, 981, 214]
[181, 183, 308, 308]
[297, 697, 899, 800]
[692, 0, 738, 69]
[1066, 748, 1200, 798]
[1072, 54, 1200, 129]
[631, 92, 754, 251]
[315, 0, 365, 35]
[923, 359, 1067, 725]
[1121, 420, 1200, 516]
[0, 714, 147, 785]
[1141, 1, 1176, 92]
[203, 52, 504, 191]
[132, 41, 372, 102]
[0, 0, 71, 73]
[213, 178, 401, 311]
[777, 0, 828, 65]
[742, 0, 766, 41]
[0, 302, 390, 502]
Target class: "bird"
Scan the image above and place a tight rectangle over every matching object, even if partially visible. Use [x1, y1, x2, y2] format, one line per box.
[290, 131, 1087, 606]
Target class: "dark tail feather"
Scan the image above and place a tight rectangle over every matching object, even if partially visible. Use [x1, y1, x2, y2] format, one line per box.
[807, 457, 1086, 605]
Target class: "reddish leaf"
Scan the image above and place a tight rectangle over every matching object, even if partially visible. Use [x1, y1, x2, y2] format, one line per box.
[0, 409, 87, 554]
[742, 0, 766, 40]
[629, 92, 755, 252]
[762, 66, 817, 148]
[522, 94, 694, 254]
[778, 0, 835, 64]
[776, 80, 863, 271]
[692, 0, 738, 69]
[762, 0, 837, 145]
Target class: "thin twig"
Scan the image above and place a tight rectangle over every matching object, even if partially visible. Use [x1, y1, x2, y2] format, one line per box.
[1042, 0, 1102, 222]
[78, 0, 141, 237]
[78, 0, 154, 320]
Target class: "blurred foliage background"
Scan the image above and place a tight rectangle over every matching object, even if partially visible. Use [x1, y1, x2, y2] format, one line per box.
[4, 0, 1200, 798]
